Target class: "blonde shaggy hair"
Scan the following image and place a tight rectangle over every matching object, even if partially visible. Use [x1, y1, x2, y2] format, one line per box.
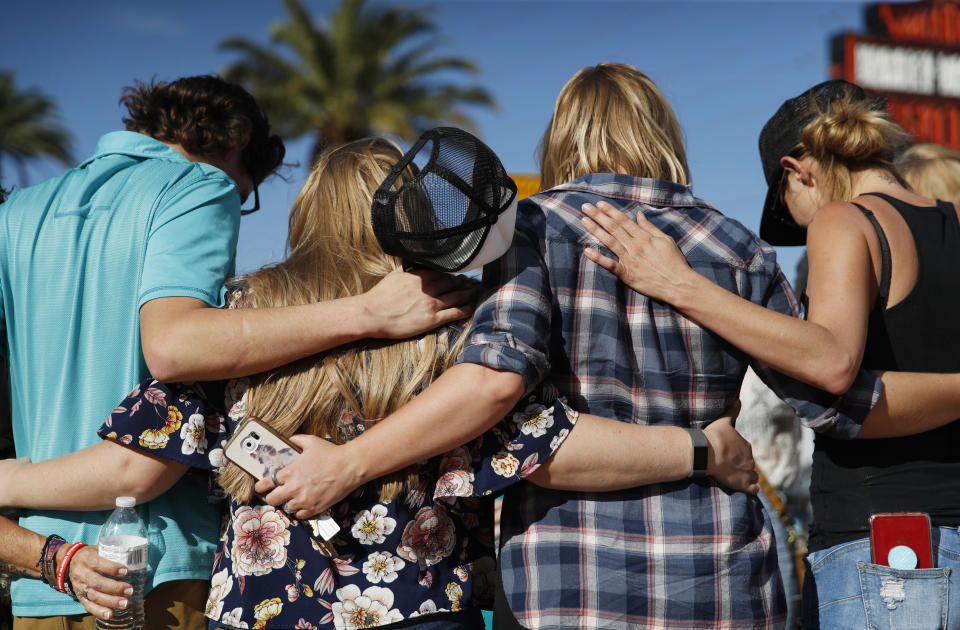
[538, 63, 690, 190]
[896, 143, 960, 205]
[218, 138, 465, 503]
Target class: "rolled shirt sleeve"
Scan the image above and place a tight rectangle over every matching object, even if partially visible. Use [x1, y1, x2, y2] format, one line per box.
[458, 204, 552, 392]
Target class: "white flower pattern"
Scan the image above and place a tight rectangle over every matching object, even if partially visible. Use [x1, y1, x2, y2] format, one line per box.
[351, 504, 396, 545]
[331, 584, 403, 629]
[361, 551, 405, 584]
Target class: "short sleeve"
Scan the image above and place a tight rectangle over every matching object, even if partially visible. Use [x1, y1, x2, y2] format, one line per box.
[98, 378, 233, 471]
[138, 174, 240, 309]
[458, 203, 552, 392]
[433, 383, 579, 501]
[747, 248, 882, 439]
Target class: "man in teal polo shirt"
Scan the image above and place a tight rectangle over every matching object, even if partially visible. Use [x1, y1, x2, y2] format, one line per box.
[0, 76, 474, 628]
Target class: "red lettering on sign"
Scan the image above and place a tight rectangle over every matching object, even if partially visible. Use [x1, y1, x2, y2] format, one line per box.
[875, 1, 960, 46]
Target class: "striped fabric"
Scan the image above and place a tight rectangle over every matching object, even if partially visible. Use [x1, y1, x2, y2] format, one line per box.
[458, 174, 881, 629]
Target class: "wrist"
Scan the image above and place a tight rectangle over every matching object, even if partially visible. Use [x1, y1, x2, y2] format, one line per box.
[339, 440, 373, 487]
[686, 428, 709, 478]
[670, 269, 705, 313]
[344, 293, 381, 339]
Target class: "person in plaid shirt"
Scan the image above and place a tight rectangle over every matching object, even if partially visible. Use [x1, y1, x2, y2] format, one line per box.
[463, 64, 884, 630]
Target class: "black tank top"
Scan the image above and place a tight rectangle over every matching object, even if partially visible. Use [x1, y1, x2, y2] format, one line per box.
[808, 192, 960, 552]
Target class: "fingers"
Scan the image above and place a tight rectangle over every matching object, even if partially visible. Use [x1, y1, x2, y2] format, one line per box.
[287, 434, 320, 450]
[71, 548, 132, 619]
[583, 247, 621, 275]
[581, 208, 628, 255]
[263, 482, 295, 509]
[430, 286, 479, 313]
[433, 303, 476, 326]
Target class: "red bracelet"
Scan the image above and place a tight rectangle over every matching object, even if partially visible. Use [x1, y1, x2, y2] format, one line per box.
[55, 542, 86, 594]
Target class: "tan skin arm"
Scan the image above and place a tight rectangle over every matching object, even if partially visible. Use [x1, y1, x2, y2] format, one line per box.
[140, 270, 476, 382]
[580, 200, 960, 438]
[253, 363, 757, 520]
[0, 442, 187, 511]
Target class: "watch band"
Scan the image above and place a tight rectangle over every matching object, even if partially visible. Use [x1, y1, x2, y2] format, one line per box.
[686, 428, 709, 478]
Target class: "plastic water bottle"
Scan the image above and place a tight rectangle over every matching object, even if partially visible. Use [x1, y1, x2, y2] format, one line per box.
[96, 497, 147, 630]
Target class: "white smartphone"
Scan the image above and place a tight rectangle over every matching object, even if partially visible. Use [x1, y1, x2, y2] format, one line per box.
[224, 417, 340, 542]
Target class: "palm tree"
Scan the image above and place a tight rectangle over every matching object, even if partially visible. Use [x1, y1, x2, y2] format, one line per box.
[0, 72, 73, 187]
[220, 0, 496, 163]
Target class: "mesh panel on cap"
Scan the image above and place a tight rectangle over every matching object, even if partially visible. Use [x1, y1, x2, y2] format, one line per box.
[372, 127, 517, 272]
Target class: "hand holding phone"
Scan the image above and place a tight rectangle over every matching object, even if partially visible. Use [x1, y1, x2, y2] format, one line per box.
[225, 418, 341, 548]
[869, 512, 933, 569]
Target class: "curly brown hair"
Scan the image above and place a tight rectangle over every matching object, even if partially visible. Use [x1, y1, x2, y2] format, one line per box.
[120, 75, 285, 186]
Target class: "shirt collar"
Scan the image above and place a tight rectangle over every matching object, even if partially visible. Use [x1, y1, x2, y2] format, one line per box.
[79, 131, 189, 168]
[548, 173, 715, 211]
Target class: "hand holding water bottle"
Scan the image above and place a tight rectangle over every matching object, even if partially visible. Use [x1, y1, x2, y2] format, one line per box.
[95, 497, 148, 630]
[65, 546, 133, 620]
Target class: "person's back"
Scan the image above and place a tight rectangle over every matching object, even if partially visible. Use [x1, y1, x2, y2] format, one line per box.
[494, 175, 788, 626]
[810, 192, 960, 552]
[0, 78, 258, 618]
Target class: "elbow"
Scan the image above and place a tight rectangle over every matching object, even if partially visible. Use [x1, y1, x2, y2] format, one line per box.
[817, 357, 860, 396]
[477, 367, 525, 417]
[143, 338, 186, 383]
[122, 460, 187, 504]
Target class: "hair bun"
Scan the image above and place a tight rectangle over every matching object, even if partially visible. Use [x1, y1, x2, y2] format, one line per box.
[801, 98, 907, 165]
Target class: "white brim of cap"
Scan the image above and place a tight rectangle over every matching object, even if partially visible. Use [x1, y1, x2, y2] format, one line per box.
[458, 196, 518, 272]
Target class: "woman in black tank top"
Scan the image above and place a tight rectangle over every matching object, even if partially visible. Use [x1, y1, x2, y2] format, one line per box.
[579, 79, 960, 629]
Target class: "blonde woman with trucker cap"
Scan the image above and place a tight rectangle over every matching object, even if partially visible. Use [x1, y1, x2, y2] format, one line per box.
[581, 78, 960, 629]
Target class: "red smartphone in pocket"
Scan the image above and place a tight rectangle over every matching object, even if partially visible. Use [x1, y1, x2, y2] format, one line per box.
[869, 512, 933, 569]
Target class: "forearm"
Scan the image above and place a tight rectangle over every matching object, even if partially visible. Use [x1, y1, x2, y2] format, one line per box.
[0, 441, 187, 511]
[0, 516, 43, 577]
[526, 415, 692, 490]
[669, 273, 856, 394]
[859, 371, 960, 438]
[142, 296, 376, 382]
[343, 362, 525, 485]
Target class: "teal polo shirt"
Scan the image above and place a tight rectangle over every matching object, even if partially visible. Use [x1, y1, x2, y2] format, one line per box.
[0, 131, 240, 616]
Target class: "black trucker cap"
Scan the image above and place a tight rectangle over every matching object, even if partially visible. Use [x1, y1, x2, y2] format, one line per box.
[758, 79, 877, 246]
[371, 127, 517, 272]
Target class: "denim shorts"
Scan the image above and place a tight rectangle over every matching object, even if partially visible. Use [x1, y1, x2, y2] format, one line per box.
[803, 527, 960, 629]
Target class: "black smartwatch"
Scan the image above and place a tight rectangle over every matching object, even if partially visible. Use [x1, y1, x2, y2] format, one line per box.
[686, 428, 709, 478]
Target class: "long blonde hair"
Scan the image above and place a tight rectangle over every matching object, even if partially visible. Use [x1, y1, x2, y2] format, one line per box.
[218, 138, 465, 503]
[797, 88, 911, 202]
[538, 63, 690, 190]
[896, 143, 960, 205]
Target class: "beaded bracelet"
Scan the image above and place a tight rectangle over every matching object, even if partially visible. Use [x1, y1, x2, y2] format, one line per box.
[55, 542, 86, 597]
[36, 535, 66, 590]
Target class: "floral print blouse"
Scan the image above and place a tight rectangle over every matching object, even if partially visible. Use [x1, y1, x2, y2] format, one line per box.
[98, 370, 576, 629]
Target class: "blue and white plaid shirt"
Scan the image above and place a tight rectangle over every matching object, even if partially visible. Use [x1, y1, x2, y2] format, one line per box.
[459, 174, 881, 629]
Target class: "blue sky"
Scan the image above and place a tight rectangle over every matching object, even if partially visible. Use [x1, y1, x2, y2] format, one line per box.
[2, 0, 884, 282]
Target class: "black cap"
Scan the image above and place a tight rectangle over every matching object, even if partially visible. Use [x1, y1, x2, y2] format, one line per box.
[758, 79, 876, 246]
[371, 127, 517, 272]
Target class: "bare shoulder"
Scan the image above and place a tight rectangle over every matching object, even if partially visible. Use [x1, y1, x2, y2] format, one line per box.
[807, 201, 873, 244]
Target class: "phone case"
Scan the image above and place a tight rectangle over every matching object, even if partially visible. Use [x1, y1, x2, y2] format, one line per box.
[869, 512, 933, 569]
[224, 417, 301, 482]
